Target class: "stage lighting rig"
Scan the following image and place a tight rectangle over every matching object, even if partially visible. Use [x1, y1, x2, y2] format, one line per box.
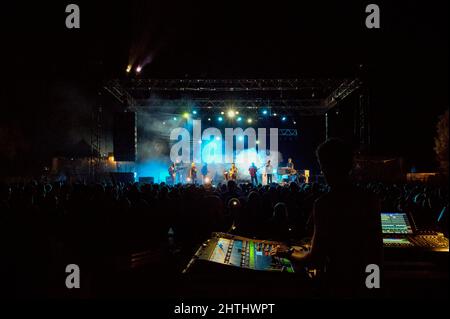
[227, 110, 236, 118]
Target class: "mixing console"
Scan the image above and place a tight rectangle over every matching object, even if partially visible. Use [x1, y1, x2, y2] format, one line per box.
[381, 212, 449, 252]
[184, 213, 448, 275]
[184, 233, 295, 273]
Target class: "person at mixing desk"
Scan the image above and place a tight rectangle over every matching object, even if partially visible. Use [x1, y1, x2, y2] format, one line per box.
[272, 139, 383, 298]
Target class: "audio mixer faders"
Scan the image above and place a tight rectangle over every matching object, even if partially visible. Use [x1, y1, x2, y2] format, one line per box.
[185, 233, 295, 273]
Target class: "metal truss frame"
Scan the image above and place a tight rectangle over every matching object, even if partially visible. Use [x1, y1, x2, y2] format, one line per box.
[279, 129, 298, 137]
[118, 78, 345, 92]
[103, 78, 360, 116]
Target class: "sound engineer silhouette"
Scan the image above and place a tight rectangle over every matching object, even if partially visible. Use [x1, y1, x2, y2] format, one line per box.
[272, 138, 383, 298]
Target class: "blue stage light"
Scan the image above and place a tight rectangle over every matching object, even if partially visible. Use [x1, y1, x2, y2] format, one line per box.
[262, 110, 268, 115]
[282, 116, 287, 121]
[218, 116, 223, 122]
[237, 117, 242, 122]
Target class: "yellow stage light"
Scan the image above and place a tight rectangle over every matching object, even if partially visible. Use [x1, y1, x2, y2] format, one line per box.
[227, 110, 236, 118]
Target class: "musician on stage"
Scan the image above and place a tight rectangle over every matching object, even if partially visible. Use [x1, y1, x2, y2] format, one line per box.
[189, 162, 197, 184]
[265, 160, 273, 184]
[168, 163, 176, 185]
[287, 158, 296, 182]
[223, 169, 229, 181]
[176, 161, 186, 184]
[287, 158, 294, 171]
[248, 162, 258, 186]
[229, 163, 238, 181]
[201, 163, 209, 183]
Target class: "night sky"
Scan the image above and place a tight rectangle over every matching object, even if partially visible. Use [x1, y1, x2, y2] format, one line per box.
[0, 1, 448, 175]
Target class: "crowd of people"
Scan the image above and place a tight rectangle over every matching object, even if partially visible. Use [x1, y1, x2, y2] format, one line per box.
[0, 174, 447, 297]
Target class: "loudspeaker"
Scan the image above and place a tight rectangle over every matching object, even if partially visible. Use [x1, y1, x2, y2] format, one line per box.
[110, 172, 135, 184]
[113, 112, 137, 161]
[139, 177, 154, 184]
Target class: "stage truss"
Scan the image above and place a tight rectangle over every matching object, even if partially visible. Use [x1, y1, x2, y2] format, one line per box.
[104, 78, 361, 116]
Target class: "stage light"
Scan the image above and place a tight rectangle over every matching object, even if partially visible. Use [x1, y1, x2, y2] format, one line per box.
[186, 177, 192, 183]
[256, 140, 260, 145]
[183, 112, 190, 119]
[282, 116, 287, 121]
[208, 118, 211, 121]
[126, 65, 132, 73]
[227, 110, 236, 118]
[293, 121, 297, 125]
[136, 65, 142, 73]
[218, 116, 223, 122]
[247, 118, 253, 124]
[273, 113, 278, 117]
[262, 110, 268, 115]
[221, 111, 225, 115]
[204, 177, 211, 184]
[162, 122, 166, 125]
[235, 111, 239, 115]
[173, 117, 177, 121]
[236, 117, 242, 122]
[215, 136, 221, 141]
[192, 110, 197, 115]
